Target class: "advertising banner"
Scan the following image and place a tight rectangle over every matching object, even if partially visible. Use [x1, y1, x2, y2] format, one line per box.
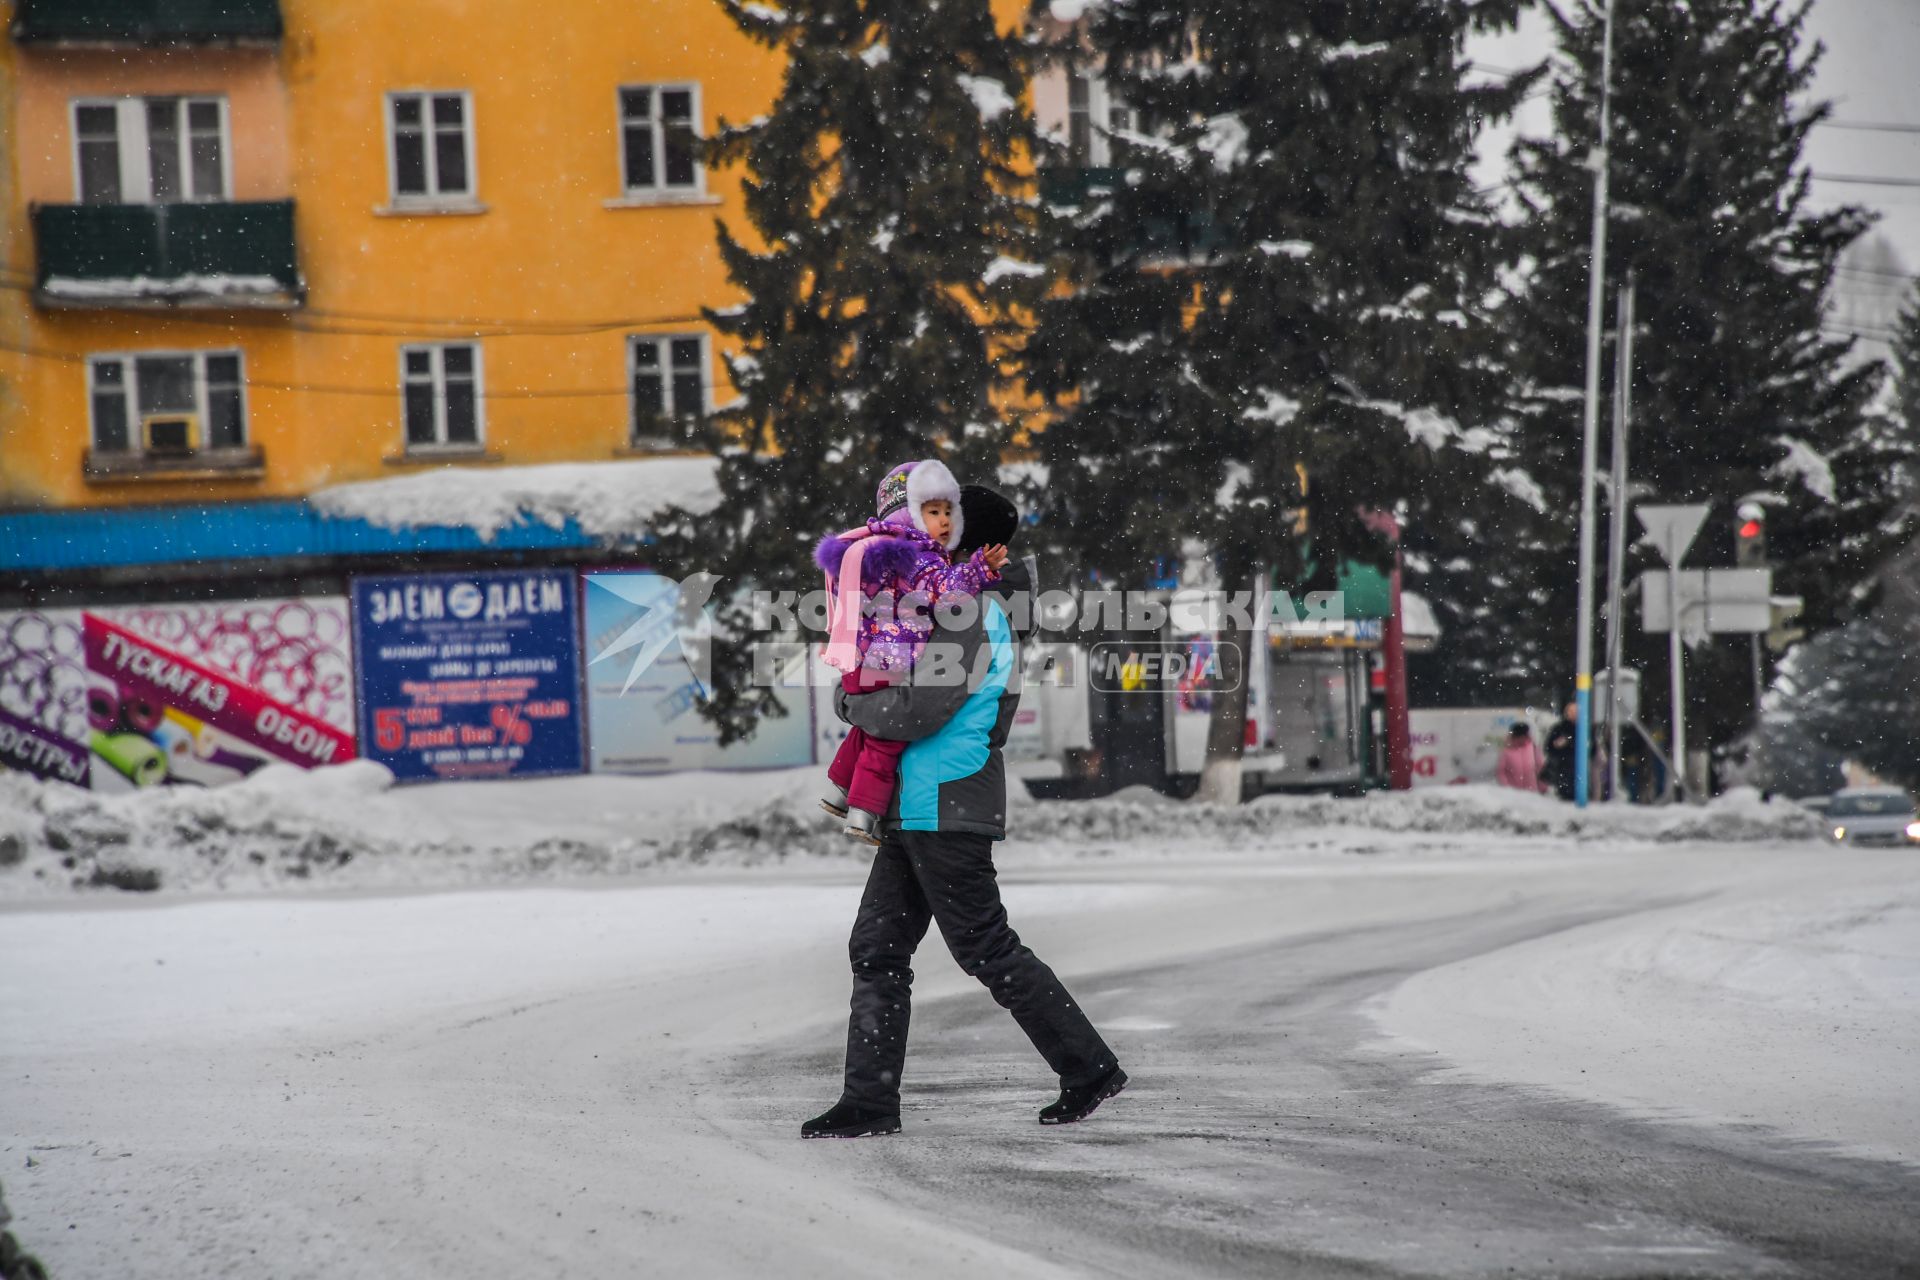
[352, 571, 584, 782]
[582, 570, 812, 774]
[0, 609, 89, 786]
[2, 598, 358, 791]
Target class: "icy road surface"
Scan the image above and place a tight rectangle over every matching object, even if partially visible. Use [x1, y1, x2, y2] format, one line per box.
[4, 843, 1917, 1277]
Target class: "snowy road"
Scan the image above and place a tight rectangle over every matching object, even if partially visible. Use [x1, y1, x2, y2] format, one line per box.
[5, 842, 1918, 1278]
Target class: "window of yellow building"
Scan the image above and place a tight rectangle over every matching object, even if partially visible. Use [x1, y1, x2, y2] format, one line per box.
[618, 85, 702, 199]
[385, 92, 476, 207]
[72, 97, 231, 204]
[629, 334, 707, 449]
[88, 351, 247, 456]
[401, 344, 483, 452]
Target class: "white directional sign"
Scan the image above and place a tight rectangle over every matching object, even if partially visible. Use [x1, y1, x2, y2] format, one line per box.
[1640, 568, 1774, 635]
[1636, 504, 1711, 568]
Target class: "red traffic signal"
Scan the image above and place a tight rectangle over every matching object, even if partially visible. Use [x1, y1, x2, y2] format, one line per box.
[1735, 513, 1768, 568]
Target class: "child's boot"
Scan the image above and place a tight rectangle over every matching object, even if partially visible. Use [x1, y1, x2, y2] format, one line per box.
[820, 781, 850, 819]
[844, 808, 884, 846]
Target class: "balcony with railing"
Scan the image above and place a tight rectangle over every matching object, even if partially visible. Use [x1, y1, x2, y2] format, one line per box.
[10, 0, 282, 45]
[32, 200, 303, 309]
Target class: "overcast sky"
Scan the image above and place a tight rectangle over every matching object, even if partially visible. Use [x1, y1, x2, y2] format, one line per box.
[1470, 0, 1920, 304]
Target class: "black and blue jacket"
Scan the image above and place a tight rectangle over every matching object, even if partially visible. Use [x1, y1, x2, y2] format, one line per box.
[835, 560, 1031, 840]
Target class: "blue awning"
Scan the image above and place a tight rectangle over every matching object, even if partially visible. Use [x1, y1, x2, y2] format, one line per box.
[0, 499, 609, 573]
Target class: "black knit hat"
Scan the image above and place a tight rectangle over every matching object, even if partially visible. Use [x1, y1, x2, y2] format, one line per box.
[957, 485, 1019, 553]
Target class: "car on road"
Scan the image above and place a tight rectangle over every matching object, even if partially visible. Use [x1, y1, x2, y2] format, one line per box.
[1826, 787, 1920, 847]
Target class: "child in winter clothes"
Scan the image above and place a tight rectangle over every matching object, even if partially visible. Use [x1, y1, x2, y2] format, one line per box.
[815, 459, 1009, 843]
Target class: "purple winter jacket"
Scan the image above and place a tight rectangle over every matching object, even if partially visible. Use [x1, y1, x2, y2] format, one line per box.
[813, 520, 999, 672]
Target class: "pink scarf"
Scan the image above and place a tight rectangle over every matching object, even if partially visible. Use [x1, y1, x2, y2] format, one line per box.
[819, 526, 876, 673]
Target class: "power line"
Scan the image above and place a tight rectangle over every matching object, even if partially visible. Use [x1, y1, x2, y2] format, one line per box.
[1822, 323, 1900, 342]
[1810, 172, 1920, 189]
[1815, 119, 1920, 135]
[1836, 262, 1920, 284]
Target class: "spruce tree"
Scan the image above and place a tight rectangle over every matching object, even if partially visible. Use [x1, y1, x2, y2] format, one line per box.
[1021, 0, 1533, 797]
[1503, 0, 1916, 752]
[1899, 290, 1920, 443]
[651, 0, 1052, 742]
[1768, 294, 1920, 792]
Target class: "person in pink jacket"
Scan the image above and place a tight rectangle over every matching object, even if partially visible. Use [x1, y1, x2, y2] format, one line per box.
[1496, 722, 1548, 793]
[814, 459, 1007, 844]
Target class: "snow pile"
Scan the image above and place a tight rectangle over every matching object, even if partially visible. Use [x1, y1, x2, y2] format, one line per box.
[1013, 784, 1822, 848]
[310, 456, 722, 542]
[0, 768, 1823, 900]
[0, 764, 863, 898]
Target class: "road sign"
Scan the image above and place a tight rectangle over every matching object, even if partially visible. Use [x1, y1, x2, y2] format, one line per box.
[1636, 504, 1711, 567]
[1640, 568, 1774, 635]
[1635, 503, 1713, 807]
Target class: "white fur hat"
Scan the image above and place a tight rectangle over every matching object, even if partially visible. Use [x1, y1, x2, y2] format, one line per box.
[876, 458, 964, 550]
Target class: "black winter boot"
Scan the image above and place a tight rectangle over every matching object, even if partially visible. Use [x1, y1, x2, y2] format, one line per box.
[1039, 1067, 1128, 1125]
[801, 1100, 901, 1139]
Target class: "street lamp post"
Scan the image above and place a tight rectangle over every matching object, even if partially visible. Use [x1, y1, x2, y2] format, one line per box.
[1573, 0, 1620, 808]
[1602, 272, 1636, 803]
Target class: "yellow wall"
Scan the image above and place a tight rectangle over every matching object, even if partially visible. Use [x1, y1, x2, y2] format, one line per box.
[0, 0, 1036, 512]
[0, 0, 782, 510]
[13, 47, 293, 203]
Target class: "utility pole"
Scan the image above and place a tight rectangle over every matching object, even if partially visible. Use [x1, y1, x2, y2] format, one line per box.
[1602, 272, 1635, 803]
[1573, 0, 1620, 808]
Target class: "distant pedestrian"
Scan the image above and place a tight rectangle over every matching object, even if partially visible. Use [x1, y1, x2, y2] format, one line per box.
[1543, 701, 1580, 801]
[1496, 723, 1548, 793]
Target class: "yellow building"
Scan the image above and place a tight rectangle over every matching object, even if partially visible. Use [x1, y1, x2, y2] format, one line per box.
[0, 0, 781, 516]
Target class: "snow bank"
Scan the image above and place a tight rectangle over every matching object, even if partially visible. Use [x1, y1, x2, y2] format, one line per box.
[0, 764, 849, 899]
[1376, 879, 1920, 1166]
[1015, 783, 1821, 848]
[310, 456, 722, 542]
[0, 767, 1820, 901]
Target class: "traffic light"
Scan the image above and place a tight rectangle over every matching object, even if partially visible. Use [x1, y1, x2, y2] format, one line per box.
[1734, 503, 1768, 569]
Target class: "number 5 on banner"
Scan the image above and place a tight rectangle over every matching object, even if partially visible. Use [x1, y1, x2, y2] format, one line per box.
[374, 708, 404, 752]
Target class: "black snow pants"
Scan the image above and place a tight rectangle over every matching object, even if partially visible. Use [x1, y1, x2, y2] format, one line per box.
[839, 829, 1118, 1111]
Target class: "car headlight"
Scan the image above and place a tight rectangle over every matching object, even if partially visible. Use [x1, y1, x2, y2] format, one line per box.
[1906, 822, 1920, 841]
[1833, 826, 1847, 841]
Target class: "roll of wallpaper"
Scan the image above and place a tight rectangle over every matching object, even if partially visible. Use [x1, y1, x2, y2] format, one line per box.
[167, 709, 210, 751]
[151, 719, 195, 760]
[120, 688, 165, 733]
[92, 730, 168, 787]
[205, 746, 267, 776]
[87, 686, 121, 732]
